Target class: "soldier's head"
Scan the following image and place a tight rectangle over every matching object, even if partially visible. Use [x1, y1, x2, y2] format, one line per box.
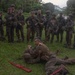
[51, 17, 56, 23]
[68, 14, 73, 20]
[30, 11, 35, 17]
[10, 4, 15, 13]
[18, 9, 23, 15]
[34, 38, 41, 45]
[52, 14, 56, 18]
[0, 11, 2, 17]
[46, 10, 51, 15]
[59, 13, 63, 17]
[37, 10, 42, 15]
[7, 7, 12, 14]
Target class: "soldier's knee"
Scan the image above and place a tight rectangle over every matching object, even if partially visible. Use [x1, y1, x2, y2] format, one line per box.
[23, 53, 31, 60]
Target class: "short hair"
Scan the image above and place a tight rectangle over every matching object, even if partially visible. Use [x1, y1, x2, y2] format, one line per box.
[34, 37, 42, 42]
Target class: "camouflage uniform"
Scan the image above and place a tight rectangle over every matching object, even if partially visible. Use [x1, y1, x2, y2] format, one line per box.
[23, 43, 51, 63]
[36, 10, 45, 39]
[57, 13, 66, 43]
[65, 16, 74, 48]
[44, 11, 51, 41]
[0, 12, 5, 41]
[26, 12, 38, 42]
[45, 55, 75, 75]
[48, 17, 59, 43]
[16, 10, 25, 42]
[5, 8, 16, 43]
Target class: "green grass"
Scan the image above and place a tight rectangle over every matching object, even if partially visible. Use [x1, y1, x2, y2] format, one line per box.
[0, 29, 75, 75]
[0, 14, 75, 75]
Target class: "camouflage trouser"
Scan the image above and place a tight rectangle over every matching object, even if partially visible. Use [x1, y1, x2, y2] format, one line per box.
[7, 26, 15, 42]
[36, 27, 43, 39]
[6, 25, 8, 36]
[0, 26, 4, 40]
[66, 31, 73, 47]
[45, 57, 75, 75]
[16, 25, 24, 42]
[23, 48, 40, 64]
[50, 33, 57, 43]
[44, 27, 50, 41]
[27, 27, 35, 42]
[57, 29, 64, 43]
[23, 48, 50, 63]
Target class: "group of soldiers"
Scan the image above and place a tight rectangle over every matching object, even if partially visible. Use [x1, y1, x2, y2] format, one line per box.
[26, 10, 75, 48]
[23, 38, 75, 75]
[0, 4, 75, 48]
[0, 4, 25, 43]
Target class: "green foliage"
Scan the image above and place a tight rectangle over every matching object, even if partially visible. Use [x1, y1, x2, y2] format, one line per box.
[67, 0, 75, 14]
[0, 0, 42, 12]
[0, 0, 55, 13]
[43, 3, 55, 13]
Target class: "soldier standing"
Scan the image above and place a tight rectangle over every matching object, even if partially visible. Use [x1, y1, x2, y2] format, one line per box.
[57, 13, 66, 43]
[26, 11, 38, 42]
[48, 15, 59, 43]
[44, 10, 51, 41]
[0, 11, 5, 41]
[5, 4, 16, 43]
[36, 10, 45, 39]
[65, 15, 74, 48]
[16, 9, 25, 42]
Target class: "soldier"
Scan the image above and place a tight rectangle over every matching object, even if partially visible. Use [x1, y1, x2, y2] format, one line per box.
[44, 10, 51, 41]
[23, 38, 75, 74]
[57, 13, 66, 43]
[5, 5, 16, 43]
[36, 10, 45, 39]
[45, 55, 75, 75]
[64, 15, 74, 48]
[26, 11, 38, 42]
[0, 11, 5, 41]
[23, 38, 51, 63]
[16, 9, 25, 42]
[48, 14, 59, 43]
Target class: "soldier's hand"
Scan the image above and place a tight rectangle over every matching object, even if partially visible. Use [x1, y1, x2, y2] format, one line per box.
[28, 45, 32, 49]
[40, 23, 43, 26]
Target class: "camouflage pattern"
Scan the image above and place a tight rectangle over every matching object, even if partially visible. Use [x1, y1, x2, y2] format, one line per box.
[16, 10, 25, 42]
[26, 12, 38, 42]
[47, 17, 59, 43]
[36, 10, 45, 39]
[44, 10, 51, 41]
[45, 55, 75, 75]
[65, 17, 74, 48]
[5, 8, 16, 43]
[23, 43, 51, 63]
[0, 12, 5, 41]
[57, 13, 66, 43]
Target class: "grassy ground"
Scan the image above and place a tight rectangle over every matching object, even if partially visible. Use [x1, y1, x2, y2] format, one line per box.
[0, 29, 75, 75]
[0, 14, 75, 75]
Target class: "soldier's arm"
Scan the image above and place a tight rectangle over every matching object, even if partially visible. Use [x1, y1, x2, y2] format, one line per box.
[27, 56, 40, 64]
[32, 45, 42, 57]
[25, 17, 30, 24]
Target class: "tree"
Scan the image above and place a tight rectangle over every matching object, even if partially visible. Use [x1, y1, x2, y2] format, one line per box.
[43, 3, 55, 13]
[67, 0, 75, 14]
[0, 0, 42, 12]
